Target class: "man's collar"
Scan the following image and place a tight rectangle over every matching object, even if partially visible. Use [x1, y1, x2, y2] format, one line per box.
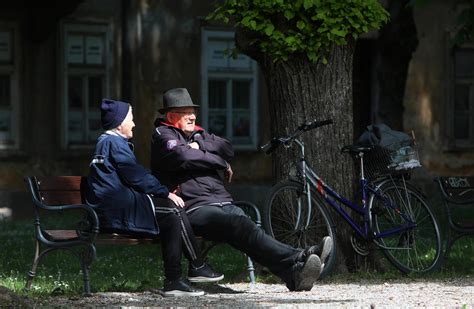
[160, 120, 204, 133]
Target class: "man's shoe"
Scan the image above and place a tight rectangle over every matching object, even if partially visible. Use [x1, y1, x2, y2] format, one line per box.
[309, 236, 333, 267]
[297, 236, 333, 268]
[188, 263, 224, 283]
[162, 278, 205, 297]
[292, 254, 322, 291]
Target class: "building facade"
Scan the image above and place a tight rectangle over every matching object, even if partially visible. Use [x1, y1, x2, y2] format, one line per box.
[0, 0, 471, 219]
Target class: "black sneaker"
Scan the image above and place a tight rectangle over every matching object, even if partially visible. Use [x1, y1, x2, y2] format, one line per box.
[292, 254, 322, 291]
[188, 263, 224, 283]
[298, 236, 333, 268]
[162, 278, 205, 297]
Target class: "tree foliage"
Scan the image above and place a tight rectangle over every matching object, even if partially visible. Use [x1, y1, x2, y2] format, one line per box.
[209, 0, 389, 63]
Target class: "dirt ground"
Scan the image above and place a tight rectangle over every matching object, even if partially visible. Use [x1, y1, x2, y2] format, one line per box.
[22, 277, 472, 308]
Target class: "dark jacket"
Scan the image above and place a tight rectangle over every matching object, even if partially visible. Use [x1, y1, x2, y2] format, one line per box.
[86, 132, 169, 236]
[150, 120, 234, 210]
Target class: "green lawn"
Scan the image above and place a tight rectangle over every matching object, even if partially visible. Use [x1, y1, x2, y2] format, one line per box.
[0, 218, 472, 297]
[0, 219, 248, 296]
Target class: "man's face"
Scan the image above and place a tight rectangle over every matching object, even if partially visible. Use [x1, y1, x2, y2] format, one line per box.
[117, 107, 135, 139]
[168, 107, 196, 135]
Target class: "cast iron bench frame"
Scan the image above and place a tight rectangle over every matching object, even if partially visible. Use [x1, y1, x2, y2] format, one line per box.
[436, 176, 474, 259]
[24, 176, 261, 295]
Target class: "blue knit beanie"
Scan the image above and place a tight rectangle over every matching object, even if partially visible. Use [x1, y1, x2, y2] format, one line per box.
[100, 99, 130, 130]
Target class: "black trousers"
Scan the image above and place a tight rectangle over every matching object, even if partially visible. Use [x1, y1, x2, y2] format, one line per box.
[187, 204, 300, 283]
[152, 197, 202, 281]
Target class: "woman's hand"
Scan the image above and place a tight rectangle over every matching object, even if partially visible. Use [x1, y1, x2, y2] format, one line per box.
[168, 192, 185, 208]
[225, 162, 233, 183]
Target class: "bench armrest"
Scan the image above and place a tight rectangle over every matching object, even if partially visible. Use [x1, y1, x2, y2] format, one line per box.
[233, 201, 262, 227]
[33, 201, 100, 245]
[436, 177, 474, 204]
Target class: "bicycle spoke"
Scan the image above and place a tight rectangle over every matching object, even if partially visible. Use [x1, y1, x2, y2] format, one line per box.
[263, 180, 338, 278]
[371, 179, 442, 273]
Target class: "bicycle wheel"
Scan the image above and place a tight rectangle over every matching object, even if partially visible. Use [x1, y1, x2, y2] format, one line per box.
[370, 178, 442, 273]
[263, 180, 337, 278]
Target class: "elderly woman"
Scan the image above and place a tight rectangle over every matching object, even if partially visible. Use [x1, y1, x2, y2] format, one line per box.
[86, 99, 222, 297]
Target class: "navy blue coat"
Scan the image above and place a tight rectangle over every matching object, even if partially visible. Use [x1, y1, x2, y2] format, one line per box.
[86, 132, 169, 236]
[150, 120, 234, 210]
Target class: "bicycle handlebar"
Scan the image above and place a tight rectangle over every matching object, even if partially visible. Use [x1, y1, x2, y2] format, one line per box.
[297, 119, 333, 132]
[260, 119, 333, 154]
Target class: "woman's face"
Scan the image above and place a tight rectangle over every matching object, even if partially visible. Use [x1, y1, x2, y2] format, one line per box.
[117, 107, 135, 139]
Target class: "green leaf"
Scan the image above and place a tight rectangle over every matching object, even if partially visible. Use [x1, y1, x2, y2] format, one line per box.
[265, 24, 275, 36]
[241, 16, 251, 27]
[330, 29, 347, 37]
[285, 36, 296, 44]
[284, 10, 295, 20]
[307, 51, 317, 61]
[297, 20, 306, 30]
[250, 20, 257, 30]
[303, 0, 313, 10]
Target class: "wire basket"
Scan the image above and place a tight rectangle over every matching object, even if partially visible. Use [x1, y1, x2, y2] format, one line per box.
[364, 139, 421, 181]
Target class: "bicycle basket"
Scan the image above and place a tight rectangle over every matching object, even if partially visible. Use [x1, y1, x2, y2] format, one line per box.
[364, 139, 421, 180]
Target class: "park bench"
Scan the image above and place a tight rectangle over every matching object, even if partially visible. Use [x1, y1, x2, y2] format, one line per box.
[436, 176, 474, 259]
[24, 176, 261, 296]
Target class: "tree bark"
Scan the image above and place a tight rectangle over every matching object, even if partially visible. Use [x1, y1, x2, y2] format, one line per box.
[237, 30, 357, 271]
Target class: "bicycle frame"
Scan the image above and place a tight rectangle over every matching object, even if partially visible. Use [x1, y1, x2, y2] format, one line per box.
[293, 139, 417, 244]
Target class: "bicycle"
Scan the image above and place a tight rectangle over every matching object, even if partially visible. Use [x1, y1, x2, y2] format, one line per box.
[260, 119, 442, 278]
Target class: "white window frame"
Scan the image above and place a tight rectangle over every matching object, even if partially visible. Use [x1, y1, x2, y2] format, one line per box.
[200, 29, 258, 150]
[0, 22, 20, 150]
[59, 22, 111, 149]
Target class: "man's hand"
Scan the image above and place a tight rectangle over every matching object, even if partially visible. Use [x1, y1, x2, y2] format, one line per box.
[225, 162, 233, 183]
[189, 142, 200, 149]
[167, 192, 185, 208]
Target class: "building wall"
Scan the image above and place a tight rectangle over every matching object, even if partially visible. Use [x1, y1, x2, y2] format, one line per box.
[7, 0, 468, 218]
[0, 0, 123, 219]
[0, 0, 272, 219]
[404, 0, 474, 176]
[123, 1, 272, 184]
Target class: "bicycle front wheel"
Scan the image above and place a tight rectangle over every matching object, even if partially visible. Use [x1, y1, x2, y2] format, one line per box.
[370, 179, 442, 273]
[263, 180, 337, 278]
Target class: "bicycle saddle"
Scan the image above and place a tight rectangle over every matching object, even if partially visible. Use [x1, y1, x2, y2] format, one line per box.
[340, 144, 373, 154]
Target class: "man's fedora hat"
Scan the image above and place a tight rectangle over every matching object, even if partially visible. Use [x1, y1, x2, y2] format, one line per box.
[159, 88, 199, 114]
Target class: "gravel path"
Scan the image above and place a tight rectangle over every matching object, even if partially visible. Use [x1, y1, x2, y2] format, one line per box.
[36, 277, 473, 308]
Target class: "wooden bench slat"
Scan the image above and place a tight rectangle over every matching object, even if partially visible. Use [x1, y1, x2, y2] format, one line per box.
[39, 191, 82, 206]
[44, 230, 78, 240]
[44, 230, 160, 244]
[36, 176, 84, 191]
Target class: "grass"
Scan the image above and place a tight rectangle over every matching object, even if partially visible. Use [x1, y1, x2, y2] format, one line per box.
[0, 219, 248, 297]
[0, 217, 472, 298]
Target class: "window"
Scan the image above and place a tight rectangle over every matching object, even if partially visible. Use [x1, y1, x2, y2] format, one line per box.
[201, 30, 258, 149]
[60, 23, 110, 148]
[449, 44, 474, 148]
[0, 24, 19, 149]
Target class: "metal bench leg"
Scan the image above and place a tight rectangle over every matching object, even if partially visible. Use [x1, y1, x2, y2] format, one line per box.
[247, 256, 256, 284]
[25, 240, 41, 291]
[81, 262, 92, 296]
[80, 244, 96, 296]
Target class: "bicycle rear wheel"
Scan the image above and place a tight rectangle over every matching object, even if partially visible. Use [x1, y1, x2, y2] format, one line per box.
[370, 178, 442, 273]
[263, 180, 337, 278]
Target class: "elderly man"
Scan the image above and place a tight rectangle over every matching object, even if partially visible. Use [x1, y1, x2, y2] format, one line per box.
[150, 88, 332, 291]
[86, 99, 223, 297]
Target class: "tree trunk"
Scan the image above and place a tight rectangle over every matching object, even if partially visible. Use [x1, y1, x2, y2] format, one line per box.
[237, 33, 358, 272]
